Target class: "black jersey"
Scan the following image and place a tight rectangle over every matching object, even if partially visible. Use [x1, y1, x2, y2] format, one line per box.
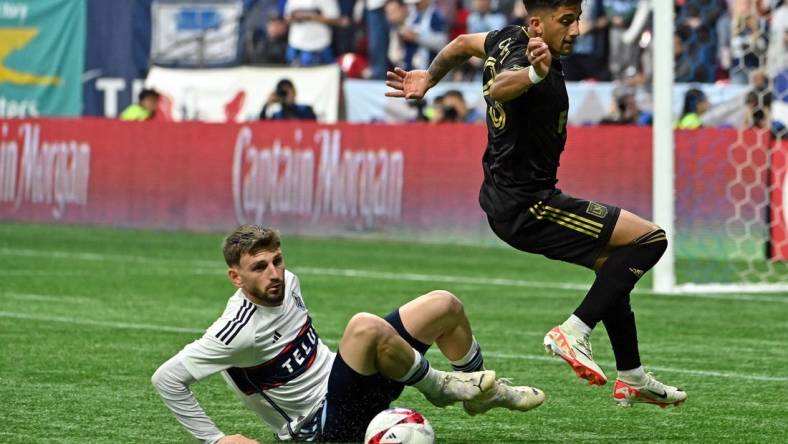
[479, 25, 570, 221]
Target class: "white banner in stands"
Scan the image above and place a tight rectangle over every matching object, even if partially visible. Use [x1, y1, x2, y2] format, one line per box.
[145, 64, 341, 123]
[345, 79, 750, 126]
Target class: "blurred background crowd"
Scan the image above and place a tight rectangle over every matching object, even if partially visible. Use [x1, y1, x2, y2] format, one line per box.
[231, 0, 786, 128]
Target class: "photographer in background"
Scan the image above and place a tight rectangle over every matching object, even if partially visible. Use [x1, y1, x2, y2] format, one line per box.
[259, 79, 317, 120]
[438, 90, 482, 123]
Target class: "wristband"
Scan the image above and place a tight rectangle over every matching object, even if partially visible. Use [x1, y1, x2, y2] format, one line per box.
[528, 66, 545, 84]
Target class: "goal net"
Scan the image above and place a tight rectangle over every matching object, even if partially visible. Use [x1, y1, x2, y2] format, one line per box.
[652, 0, 788, 293]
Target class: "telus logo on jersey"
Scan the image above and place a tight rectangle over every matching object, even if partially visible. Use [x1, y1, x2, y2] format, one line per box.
[0, 122, 91, 218]
[227, 316, 321, 393]
[232, 126, 404, 228]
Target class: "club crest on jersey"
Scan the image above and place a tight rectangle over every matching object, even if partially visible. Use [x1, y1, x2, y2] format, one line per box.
[586, 202, 608, 218]
[292, 291, 306, 311]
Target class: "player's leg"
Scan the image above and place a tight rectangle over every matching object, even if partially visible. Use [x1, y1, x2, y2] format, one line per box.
[396, 290, 545, 414]
[336, 312, 495, 407]
[545, 210, 666, 385]
[562, 210, 686, 406]
[396, 290, 480, 369]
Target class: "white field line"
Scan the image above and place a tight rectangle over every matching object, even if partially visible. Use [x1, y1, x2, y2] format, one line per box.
[1, 310, 786, 383]
[1, 292, 94, 304]
[2, 247, 787, 303]
[0, 311, 204, 334]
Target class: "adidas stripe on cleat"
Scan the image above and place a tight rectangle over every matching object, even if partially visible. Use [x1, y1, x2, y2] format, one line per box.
[543, 325, 607, 386]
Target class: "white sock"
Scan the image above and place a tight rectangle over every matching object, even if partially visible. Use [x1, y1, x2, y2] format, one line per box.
[450, 337, 484, 372]
[412, 366, 447, 397]
[562, 314, 592, 337]
[396, 348, 432, 386]
[618, 366, 647, 384]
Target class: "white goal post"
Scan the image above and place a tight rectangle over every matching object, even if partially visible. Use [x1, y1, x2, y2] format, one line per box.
[651, 1, 788, 294]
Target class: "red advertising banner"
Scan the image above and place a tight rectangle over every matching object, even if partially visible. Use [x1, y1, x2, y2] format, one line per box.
[0, 119, 770, 248]
[770, 139, 788, 260]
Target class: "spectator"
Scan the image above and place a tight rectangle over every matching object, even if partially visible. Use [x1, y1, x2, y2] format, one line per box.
[677, 88, 709, 129]
[120, 89, 160, 121]
[467, 0, 507, 34]
[675, 0, 728, 82]
[259, 79, 317, 120]
[565, 0, 609, 81]
[248, 14, 289, 64]
[366, 0, 392, 79]
[439, 89, 482, 123]
[729, 9, 768, 84]
[385, 0, 412, 69]
[766, 1, 787, 80]
[285, 0, 344, 65]
[333, 0, 357, 56]
[386, 0, 448, 71]
[603, 0, 640, 80]
[743, 70, 772, 128]
[600, 86, 651, 125]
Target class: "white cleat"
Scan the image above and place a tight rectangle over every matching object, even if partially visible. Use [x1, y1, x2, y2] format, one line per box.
[544, 325, 607, 385]
[613, 373, 687, 408]
[463, 378, 545, 416]
[424, 370, 496, 407]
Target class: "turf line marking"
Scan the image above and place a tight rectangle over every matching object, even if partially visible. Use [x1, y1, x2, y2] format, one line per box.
[1, 292, 93, 304]
[2, 248, 788, 303]
[1, 311, 786, 383]
[0, 311, 204, 334]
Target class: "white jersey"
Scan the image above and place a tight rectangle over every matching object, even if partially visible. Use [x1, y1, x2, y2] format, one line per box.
[176, 270, 334, 434]
[285, 0, 339, 51]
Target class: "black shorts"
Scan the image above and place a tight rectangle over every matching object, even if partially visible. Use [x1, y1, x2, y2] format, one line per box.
[488, 190, 621, 269]
[319, 309, 430, 442]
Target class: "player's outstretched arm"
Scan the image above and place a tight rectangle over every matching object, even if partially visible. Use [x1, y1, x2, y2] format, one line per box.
[152, 356, 259, 443]
[489, 37, 551, 103]
[385, 32, 487, 100]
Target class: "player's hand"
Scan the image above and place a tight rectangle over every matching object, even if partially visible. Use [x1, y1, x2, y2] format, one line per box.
[217, 434, 259, 444]
[385, 67, 431, 100]
[527, 37, 551, 79]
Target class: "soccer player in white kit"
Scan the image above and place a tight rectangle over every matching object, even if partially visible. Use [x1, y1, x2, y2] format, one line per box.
[152, 225, 545, 443]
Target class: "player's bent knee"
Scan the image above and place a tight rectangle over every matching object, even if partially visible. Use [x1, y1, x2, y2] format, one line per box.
[345, 312, 393, 344]
[425, 290, 464, 317]
[632, 228, 668, 267]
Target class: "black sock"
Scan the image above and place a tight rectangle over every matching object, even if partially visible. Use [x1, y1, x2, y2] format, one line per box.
[602, 295, 641, 370]
[574, 229, 667, 327]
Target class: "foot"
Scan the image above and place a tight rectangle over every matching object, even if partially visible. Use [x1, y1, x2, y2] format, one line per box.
[543, 325, 607, 385]
[463, 378, 545, 416]
[613, 373, 687, 408]
[423, 370, 496, 407]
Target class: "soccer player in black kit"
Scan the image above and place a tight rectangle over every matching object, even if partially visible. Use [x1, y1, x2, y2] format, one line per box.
[385, 0, 687, 408]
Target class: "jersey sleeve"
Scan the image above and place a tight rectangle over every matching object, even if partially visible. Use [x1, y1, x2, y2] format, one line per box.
[178, 334, 249, 381]
[484, 26, 530, 72]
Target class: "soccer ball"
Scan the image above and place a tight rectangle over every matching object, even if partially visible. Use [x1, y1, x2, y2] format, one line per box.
[364, 407, 435, 444]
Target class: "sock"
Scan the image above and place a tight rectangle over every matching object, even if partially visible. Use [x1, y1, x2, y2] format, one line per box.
[603, 296, 642, 371]
[618, 366, 647, 384]
[396, 348, 431, 386]
[574, 229, 667, 327]
[562, 314, 592, 337]
[450, 337, 484, 372]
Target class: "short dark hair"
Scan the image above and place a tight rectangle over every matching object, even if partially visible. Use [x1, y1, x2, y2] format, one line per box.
[442, 90, 465, 101]
[523, 0, 582, 12]
[276, 79, 294, 90]
[682, 88, 707, 116]
[222, 225, 281, 267]
[138, 88, 160, 102]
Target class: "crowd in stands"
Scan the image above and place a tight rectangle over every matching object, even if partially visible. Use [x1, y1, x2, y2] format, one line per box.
[241, 0, 785, 84]
[232, 0, 787, 129]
